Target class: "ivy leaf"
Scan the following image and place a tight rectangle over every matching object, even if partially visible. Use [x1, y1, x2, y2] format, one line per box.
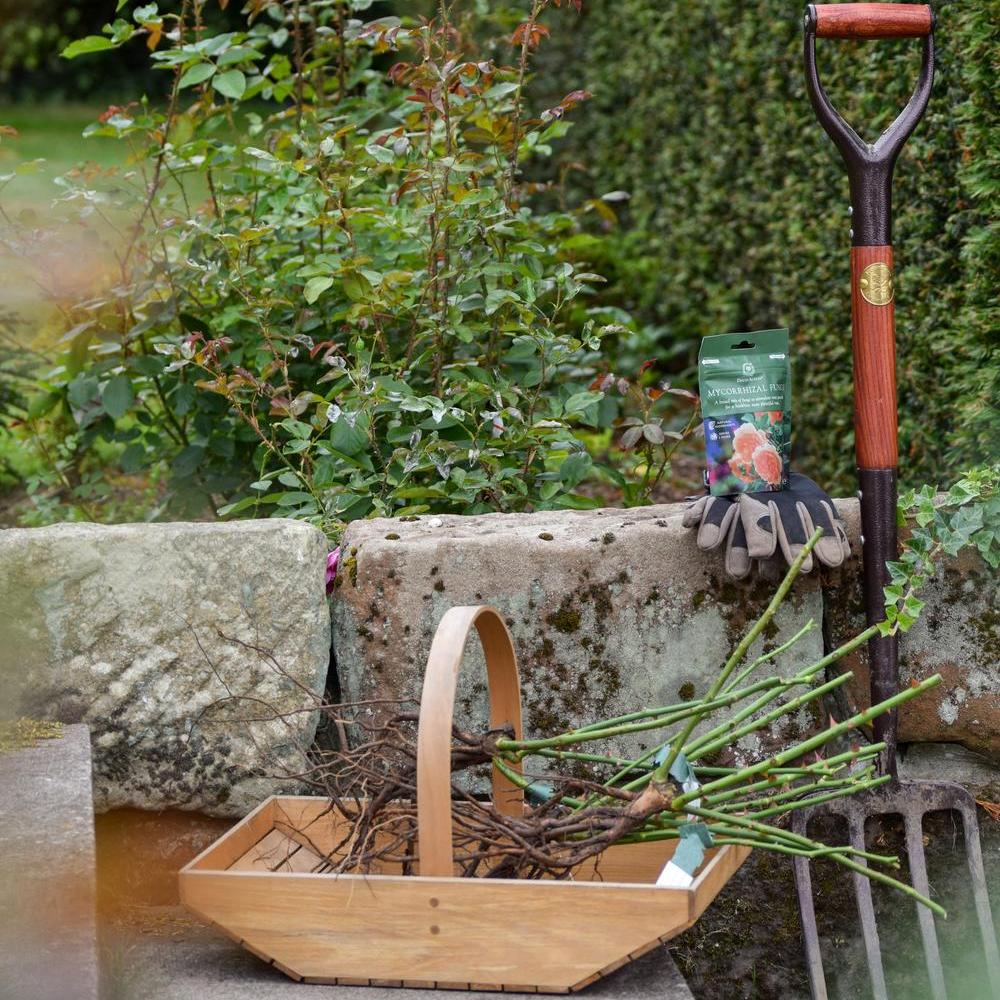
[212, 69, 246, 99]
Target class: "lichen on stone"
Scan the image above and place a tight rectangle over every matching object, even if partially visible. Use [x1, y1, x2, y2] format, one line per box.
[546, 604, 581, 634]
[0, 717, 63, 754]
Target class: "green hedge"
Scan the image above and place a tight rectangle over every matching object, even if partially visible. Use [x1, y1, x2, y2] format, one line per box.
[547, 0, 999, 492]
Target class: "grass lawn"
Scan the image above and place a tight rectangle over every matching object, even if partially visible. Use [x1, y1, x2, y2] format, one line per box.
[0, 103, 126, 207]
[0, 103, 136, 344]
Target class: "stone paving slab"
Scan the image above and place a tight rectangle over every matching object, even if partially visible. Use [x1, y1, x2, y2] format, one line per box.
[102, 912, 695, 1000]
[0, 723, 99, 1000]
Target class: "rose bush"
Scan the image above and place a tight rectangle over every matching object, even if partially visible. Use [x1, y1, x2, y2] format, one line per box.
[0, 1, 703, 535]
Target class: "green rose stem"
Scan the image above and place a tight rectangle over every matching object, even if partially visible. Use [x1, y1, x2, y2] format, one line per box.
[705, 765, 882, 814]
[500, 655, 844, 759]
[697, 744, 886, 807]
[706, 772, 875, 814]
[737, 776, 893, 820]
[655, 529, 824, 781]
[602, 622, 892, 803]
[720, 618, 817, 694]
[671, 674, 942, 810]
[567, 660, 828, 738]
[683, 672, 855, 760]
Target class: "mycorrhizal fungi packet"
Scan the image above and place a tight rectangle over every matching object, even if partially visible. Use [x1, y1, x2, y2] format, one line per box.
[698, 328, 791, 496]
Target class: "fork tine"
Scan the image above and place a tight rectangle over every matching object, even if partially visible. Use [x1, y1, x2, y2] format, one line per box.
[793, 850, 830, 1000]
[848, 812, 890, 1000]
[956, 799, 1000, 995]
[903, 808, 948, 1000]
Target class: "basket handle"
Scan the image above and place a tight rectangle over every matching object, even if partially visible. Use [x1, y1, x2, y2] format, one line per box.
[416, 606, 524, 876]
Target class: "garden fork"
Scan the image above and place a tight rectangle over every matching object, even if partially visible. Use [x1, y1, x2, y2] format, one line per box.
[793, 6, 1000, 999]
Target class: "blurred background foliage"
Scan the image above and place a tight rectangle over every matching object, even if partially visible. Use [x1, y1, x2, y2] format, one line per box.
[540, 0, 998, 492]
[0, 0, 995, 530]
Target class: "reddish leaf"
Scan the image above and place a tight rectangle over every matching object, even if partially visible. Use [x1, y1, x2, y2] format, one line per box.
[99, 105, 127, 124]
[511, 21, 550, 49]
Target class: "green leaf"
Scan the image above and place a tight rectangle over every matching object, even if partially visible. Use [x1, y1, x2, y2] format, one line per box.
[275, 491, 314, 506]
[342, 271, 371, 302]
[212, 69, 247, 99]
[172, 445, 205, 478]
[393, 486, 450, 500]
[102, 375, 135, 419]
[120, 443, 146, 474]
[329, 415, 368, 457]
[62, 36, 117, 59]
[563, 390, 603, 415]
[559, 452, 592, 489]
[554, 493, 602, 510]
[179, 62, 216, 88]
[217, 495, 264, 517]
[304, 276, 334, 304]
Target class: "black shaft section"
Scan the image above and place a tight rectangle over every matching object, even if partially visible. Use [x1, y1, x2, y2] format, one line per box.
[847, 164, 894, 247]
[858, 467, 899, 777]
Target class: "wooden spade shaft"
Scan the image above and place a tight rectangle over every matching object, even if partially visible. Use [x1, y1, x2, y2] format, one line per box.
[803, 3, 934, 776]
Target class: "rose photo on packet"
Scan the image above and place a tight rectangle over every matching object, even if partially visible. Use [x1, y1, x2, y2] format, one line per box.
[698, 329, 791, 496]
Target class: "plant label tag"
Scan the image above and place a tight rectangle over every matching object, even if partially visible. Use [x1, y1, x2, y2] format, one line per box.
[655, 860, 694, 889]
[655, 823, 713, 889]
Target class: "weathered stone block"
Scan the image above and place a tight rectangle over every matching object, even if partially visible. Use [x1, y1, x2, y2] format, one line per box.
[332, 499, 998, 761]
[332, 504, 824, 758]
[827, 499, 999, 761]
[0, 521, 331, 815]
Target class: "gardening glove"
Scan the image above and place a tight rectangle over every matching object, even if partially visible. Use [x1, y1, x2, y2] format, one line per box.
[682, 494, 752, 579]
[738, 472, 850, 574]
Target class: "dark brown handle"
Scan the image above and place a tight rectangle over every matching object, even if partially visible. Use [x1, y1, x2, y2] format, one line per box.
[814, 3, 932, 39]
[851, 246, 898, 469]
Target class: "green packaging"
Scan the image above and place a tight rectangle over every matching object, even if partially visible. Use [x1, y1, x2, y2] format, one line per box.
[698, 328, 791, 496]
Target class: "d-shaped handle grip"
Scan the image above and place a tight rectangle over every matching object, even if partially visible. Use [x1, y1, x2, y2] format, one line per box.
[804, 3, 934, 245]
[811, 3, 933, 39]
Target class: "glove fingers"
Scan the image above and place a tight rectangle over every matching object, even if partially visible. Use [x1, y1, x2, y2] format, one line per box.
[725, 509, 752, 579]
[682, 494, 709, 529]
[809, 499, 848, 568]
[739, 494, 778, 559]
[775, 500, 814, 573]
[697, 498, 737, 552]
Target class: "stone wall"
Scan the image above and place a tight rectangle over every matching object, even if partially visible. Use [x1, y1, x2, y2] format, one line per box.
[1, 503, 995, 816]
[332, 500, 999, 764]
[0, 521, 330, 816]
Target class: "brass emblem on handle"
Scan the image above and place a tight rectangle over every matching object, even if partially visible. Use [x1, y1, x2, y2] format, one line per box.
[859, 262, 894, 306]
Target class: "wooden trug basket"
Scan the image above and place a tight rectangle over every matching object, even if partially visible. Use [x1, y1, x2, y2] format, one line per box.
[180, 606, 749, 992]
